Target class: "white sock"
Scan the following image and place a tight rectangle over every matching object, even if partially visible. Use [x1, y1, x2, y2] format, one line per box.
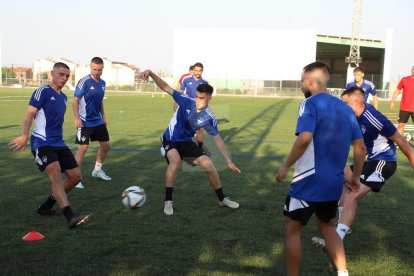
[338, 206, 344, 221]
[94, 162, 102, 172]
[336, 223, 349, 240]
[337, 270, 349, 276]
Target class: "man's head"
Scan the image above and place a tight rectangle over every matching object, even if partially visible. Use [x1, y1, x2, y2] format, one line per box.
[301, 61, 331, 98]
[51, 62, 70, 90]
[189, 65, 195, 75]
[341, 86, 366, 114]
[90, 57, 104, 80]
[353, 67, 365, 83]
[195, 83, 213, 111]
[193, 62, 204, 80]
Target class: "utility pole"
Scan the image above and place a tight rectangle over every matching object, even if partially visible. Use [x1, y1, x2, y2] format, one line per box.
[346, 0, 363, 82]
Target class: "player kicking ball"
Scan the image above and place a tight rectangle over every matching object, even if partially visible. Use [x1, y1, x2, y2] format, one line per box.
[312, 87, 414, 248]
[141, 69, 241, 215]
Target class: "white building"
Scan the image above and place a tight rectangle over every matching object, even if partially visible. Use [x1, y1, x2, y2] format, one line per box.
[74, 58, 135, 87]
[32, 57, 79, 80]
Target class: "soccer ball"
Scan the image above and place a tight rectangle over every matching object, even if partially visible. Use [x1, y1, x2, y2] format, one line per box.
[403, 133, 412, 142]
[122, 186, 146, 209]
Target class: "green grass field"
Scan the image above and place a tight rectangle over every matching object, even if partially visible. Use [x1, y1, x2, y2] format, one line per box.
[0, 87, 413, 275]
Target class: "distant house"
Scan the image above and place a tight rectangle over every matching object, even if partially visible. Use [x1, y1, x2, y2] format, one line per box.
[32, 57, 78, 83]
[74, 58, 137, 88]
[12, 67, 33, 80]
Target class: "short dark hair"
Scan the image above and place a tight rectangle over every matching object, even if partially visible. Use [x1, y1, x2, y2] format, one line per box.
[303, 61, 331, 75]
[91, 57, 104, 65]
[197, 83, 213, 95]
[193, 62, 204, 69]
[189, 65, 195, 71]
[353, 66, 364, 73]
[53, 62, 70, 70]
[341, 86, 365, 99]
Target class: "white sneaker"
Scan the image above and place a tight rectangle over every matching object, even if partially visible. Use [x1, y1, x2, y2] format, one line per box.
[164, 201, 173, 215]
[75, 182, 85, 189]
[219, 197, 240, 209]
[92, 170, 111, 181]
[311, 236, 326, 249]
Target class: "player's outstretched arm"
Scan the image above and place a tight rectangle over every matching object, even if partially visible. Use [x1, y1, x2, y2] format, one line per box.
[276, 131, 313, 183]
[8, 106, 37, 151]
[213, 135, 241, 173]
[391, 131, 414, 168]
[141, 70, 173, 95]
[348, 138, 365, 192]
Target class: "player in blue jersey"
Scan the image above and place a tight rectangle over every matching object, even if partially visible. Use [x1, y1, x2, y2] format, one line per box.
[141, 69, 241, 216]
[9, 62, 92, 229]
[72, 57, 111, 185]
[180, 62, 209, 151]
[276, 62, 366, 276]
[345, 66, 378, 109]
[312, 87, 414, 248]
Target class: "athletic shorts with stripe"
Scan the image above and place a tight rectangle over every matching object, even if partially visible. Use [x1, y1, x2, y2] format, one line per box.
[350, 160, 397, 192]
[283, 195, 338, 225]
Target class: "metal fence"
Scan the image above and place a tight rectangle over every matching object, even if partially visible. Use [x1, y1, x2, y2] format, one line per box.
[0, 77, 397, 99]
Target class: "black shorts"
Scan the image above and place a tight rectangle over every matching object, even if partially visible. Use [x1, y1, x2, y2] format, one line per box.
[283, 195, 337, 225]
[75, 124, 109, 145]
[398, 110, 414, 124]
[32, 146, 78, 172]
[160, 136, 205, 165]
[351, 160, 396, 192]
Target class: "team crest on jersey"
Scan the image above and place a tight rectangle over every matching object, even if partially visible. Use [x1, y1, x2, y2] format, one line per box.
[361, 125, 366, 134]
[197, 117, 204, 124]
[90, 86, 95, 90]
[50, 96, 56, 101]
[186, 109, 190, 114]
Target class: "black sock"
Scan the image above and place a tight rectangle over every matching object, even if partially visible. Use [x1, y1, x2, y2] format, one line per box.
[165, 187, 173, 201]
[215, 188, 225, 201]
[197, 141, 203, 149]
[62, 206, 74, 222]
[39, 195, 56, 210]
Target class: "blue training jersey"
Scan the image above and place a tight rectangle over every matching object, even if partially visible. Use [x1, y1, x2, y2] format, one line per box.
[288, 93, 363, 202]
[74, 74, 106, 127]
[163, 91, 218, 142]
[346, 80, 377, 103]
[180, 76, 208, 98]
[358, 104, 397, 161]
[29, 85, 68, 151]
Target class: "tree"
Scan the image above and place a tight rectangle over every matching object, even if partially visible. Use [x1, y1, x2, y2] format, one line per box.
[1, 67, 16, 80]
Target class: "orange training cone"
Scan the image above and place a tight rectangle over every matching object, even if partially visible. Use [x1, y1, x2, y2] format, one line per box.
[22, 231, 45, 241]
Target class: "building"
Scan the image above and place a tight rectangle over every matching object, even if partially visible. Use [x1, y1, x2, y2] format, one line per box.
[11, 67, 33, 80]
[32, 57, 79, 83]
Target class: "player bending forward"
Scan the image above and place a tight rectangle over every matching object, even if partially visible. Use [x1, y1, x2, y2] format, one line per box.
[141, 69, 241, 215]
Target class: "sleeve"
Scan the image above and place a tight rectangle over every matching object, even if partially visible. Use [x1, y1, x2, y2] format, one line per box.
[180, 78, 187, 91]
[345, 82, 352, 89]
[172, 90, 191, 108]
[204, 117, 219, 136]
[379, 114, 397, 138]
[397, 78, 405, 91]
[295, 99, 316, 135]
[370, 83, 377, 96]
[74, 79, 86, 99]
[28, 88, 45, 109]
[350, 115, 363, 141]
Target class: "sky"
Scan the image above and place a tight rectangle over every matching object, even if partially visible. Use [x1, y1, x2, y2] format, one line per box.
[0, 0, 413, 77]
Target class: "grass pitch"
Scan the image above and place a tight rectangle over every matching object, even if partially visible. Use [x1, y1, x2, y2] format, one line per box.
[0, 87, 413, 275]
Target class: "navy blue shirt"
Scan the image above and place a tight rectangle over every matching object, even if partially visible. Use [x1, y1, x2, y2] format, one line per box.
[180, 76, 208, 99]
[346, 80, 377, 103]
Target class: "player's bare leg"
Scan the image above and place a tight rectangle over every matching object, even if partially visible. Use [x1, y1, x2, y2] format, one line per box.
[284, 217, 304, 276]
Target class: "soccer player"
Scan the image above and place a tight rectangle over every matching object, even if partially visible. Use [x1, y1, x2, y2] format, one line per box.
[389, 65, 414, 135]
[180, 62, 208, 150]
[9, 62, 92, 229]
[173, 64, 194, 111]
[346, 66, 378, 109]
[276, 62, 366, 276]
[72, 57, 111, 186]
[141, 69, 241, 216]
[312, 87, 414, 247]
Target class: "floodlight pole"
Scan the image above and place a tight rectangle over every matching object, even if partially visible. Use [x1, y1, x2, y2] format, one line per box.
[346, 0, 363, 82]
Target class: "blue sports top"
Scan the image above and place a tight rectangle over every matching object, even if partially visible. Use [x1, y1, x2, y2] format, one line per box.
[163, 91, 218, 142]
[74, 74, 106, 127]
[180, 76, 208, 98]
[29, 85, 68, 150]
[346, 79, 377, 103]
[358, 104, 397, 161]
[288, 93, 363, 202]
